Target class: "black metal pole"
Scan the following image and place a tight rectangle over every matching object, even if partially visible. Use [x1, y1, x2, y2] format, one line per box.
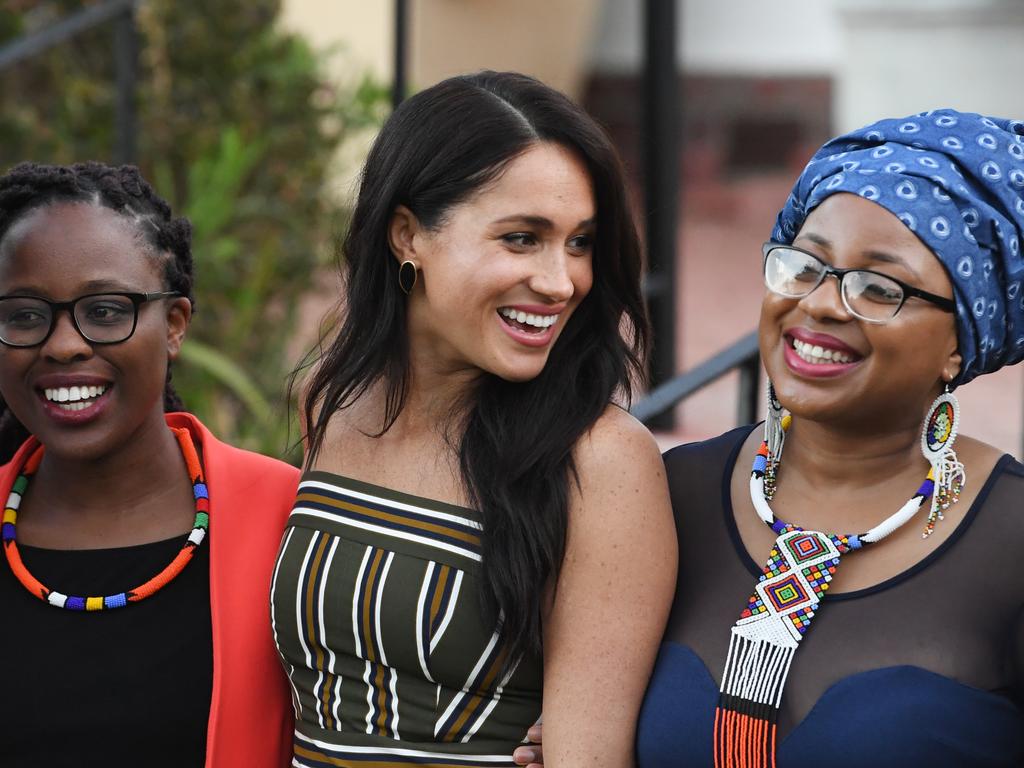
[392, 0, 408, 109]
[643, 0, 680, 430]
[113, 5, 138, 164]
[0, 0, 135, 70]
[737, 355, 761, 426]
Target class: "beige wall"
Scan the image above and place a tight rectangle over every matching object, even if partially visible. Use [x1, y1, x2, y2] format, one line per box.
[280, 0, 393, 82]
[411, 0, 598, 99]
[280, 0, 598, 100]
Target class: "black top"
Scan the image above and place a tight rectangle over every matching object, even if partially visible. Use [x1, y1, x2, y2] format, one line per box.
[637, 426, 1024, 767]
[0, 533, 212, 767]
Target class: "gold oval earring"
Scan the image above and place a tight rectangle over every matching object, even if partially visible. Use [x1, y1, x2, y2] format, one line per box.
[398, 260, 418, 295]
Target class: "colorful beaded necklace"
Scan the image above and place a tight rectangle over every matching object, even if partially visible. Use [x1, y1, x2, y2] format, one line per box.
[1, 426, 210, 611]
[713, 404, 951, 768]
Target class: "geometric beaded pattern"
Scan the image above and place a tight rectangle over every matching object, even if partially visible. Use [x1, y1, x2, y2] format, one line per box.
[737, 528, 844, 644]
[1, 426, 209, 611]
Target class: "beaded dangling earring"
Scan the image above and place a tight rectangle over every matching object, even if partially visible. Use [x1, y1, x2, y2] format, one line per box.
[920, 384, 966, 538]
[763, 382, 788, 500]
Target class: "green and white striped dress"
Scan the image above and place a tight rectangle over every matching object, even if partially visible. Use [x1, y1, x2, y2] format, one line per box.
[271, 471, 543, 767]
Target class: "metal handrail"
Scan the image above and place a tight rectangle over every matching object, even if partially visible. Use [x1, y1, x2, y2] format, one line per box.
[0, 0, 139, 163]
[631, 330, 761, 426]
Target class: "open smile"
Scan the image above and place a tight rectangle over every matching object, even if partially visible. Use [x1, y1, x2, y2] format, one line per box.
[34, 376, 114, 425]
[496, 306, 562, 348]
[783, 329, 864, 378]
[42, 384, 109, 412]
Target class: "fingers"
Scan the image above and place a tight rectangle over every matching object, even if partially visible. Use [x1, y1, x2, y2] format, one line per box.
[513, 721, 544, 766]
[512, 749, 536, 765]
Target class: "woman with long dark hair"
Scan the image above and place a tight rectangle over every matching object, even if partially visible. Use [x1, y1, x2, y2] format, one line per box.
[270, 71, 676, 766]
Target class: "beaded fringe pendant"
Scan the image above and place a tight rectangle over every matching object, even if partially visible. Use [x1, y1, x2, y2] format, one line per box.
[714, 527, 849, 768]
[2, 427, 209, 610]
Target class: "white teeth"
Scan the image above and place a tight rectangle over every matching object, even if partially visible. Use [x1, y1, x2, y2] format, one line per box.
[792, 339, 855, 365]
[43, 384, 107, 404]
[498, 308, 559, 329]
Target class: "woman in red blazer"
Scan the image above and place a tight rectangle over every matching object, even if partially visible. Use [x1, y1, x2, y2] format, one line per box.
[0, 162, 297, 767]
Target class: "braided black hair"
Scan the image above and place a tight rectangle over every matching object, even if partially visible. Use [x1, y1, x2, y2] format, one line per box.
[0, 162, 195, 463]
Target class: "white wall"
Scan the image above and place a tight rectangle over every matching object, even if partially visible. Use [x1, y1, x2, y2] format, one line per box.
[591, 0, 840, 75]
[834, 0, 1024, 130]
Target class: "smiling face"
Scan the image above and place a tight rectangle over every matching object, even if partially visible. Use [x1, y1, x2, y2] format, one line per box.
[393, 141, 595, 383]
[760, 192, 961, 427]
[0, 202, 190, 461]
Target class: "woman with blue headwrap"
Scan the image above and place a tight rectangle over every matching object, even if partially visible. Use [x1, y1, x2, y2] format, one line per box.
[633, 110, 1024, 768]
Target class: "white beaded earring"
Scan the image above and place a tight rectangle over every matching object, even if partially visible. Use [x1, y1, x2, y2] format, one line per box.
[763, 382, 788, 500]
[920, 384, 966, 537]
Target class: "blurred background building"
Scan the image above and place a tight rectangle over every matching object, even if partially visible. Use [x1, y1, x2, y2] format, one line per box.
[3, 0, 1023, 457]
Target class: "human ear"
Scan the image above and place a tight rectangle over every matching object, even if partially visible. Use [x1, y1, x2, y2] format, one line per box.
[166, 297, 192, 361]
[942, 348, 962, 385]
[388, 205, 422, 266]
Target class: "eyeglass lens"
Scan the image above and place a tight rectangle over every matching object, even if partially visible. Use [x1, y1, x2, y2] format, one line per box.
[0, 294, 137, 346]
[764, 247, 904, 323]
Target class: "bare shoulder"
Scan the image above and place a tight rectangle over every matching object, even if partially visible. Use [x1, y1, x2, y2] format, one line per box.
[956, 433, 1007, 479]
[574, 404, 663, 478]
[570, 405, 671, 526]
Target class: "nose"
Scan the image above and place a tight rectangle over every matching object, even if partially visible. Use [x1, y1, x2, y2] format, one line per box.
[40, 310, 93, 362]
[796, 272, 853, 323]
[527, 250, 575, 303]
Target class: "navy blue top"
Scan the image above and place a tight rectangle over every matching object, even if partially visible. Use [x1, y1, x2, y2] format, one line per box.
[637, 427, 1024, 768]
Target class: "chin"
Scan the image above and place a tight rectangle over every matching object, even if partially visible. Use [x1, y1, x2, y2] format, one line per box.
[485, 356, 549, 384]
[492, 368, 545, 384]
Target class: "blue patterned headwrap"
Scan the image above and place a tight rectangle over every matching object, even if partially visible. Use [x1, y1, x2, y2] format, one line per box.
[773, 109, 1024, 386]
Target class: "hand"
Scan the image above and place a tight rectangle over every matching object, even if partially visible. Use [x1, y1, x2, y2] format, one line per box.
[512, 723, 544, 766]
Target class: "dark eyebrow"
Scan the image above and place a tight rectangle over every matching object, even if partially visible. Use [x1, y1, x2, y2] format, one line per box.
[79, 279, 142, 293]
[1, 280, 142, 298]
[491, 214, 595, 230]
[794, 231, 920, 279]
[793, 232, 831, 250]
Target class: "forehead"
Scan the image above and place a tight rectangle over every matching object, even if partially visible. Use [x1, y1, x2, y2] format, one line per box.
[456, 142, 595, 223]
[796, 193, 950, 282]
[0, 202, 163, 296]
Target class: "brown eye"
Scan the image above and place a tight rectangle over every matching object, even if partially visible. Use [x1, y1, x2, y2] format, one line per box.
[502, 233, 537, 248]
[568, 234, 593, 253]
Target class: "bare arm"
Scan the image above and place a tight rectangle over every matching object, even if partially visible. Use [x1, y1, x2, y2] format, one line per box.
[537, 407, 677, 766]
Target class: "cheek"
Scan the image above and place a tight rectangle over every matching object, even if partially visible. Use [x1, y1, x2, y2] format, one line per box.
[758, 294, 790, 339]
[571, 258, 594, 301]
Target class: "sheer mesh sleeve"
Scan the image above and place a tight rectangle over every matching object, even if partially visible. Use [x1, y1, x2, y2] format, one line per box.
[639, 427, 1024, 767]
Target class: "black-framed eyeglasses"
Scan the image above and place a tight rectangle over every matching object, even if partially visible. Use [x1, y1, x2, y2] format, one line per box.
[0, 291, 183, 348]
[762, 242, 955, 324]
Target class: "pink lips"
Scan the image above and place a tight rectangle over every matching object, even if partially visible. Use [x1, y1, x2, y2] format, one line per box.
[783, 328, 864, 379]
[496, 304, 564, 349]
[34, 374, 114, 427]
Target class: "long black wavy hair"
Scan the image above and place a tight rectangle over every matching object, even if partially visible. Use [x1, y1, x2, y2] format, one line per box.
[0, 162, 195, 463]
[301, 71, 649, 660]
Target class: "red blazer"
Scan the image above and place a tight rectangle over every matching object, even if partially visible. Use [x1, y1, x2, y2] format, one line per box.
[0, 412, 299, 768]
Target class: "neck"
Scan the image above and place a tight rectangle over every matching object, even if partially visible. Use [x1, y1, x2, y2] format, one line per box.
[780, 415, 926, 494]
[396, 338, 482, 437]
[30, 411, 186, 519]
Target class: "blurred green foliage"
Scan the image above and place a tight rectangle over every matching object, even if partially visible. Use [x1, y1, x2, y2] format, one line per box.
[0, 0, 389, 462]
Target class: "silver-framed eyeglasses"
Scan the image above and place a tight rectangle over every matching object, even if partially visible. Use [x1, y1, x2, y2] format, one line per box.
[762, 242, 955, 324]
[0, 291, 182, 348]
